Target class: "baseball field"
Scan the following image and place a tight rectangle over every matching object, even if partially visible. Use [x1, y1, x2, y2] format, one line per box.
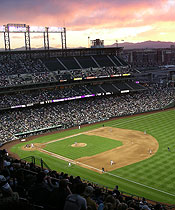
[9, 109, 175, 204]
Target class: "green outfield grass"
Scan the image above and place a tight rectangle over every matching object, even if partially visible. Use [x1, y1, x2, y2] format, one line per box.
[10, 109, 175, 204]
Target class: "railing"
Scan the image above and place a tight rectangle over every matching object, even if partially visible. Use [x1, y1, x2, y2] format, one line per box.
[17, 162, 175, 210]
[20, 156, 51, 171]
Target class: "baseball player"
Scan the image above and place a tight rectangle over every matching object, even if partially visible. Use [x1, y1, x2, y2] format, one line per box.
[149, 149, 152, 155]
[110, 160, 114, 165]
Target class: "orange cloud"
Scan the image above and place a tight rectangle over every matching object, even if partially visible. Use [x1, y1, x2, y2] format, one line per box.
[0, 0, 174, 48]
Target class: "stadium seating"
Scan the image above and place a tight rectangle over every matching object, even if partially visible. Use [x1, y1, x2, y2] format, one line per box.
[42, 58, 66, 71]
[92, 55, 114, 67]
[0, 85, 174, 144]
[0, 51, 174, 209]
[100, 83, 120, 93]
[0, 151, 169, 210]
[0, 53, 137, 87]
[58, 57, 81, 70]
[76, 56, 99, 68]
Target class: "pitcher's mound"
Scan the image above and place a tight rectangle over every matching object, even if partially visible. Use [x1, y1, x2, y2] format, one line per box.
[71, 143, 87, 147]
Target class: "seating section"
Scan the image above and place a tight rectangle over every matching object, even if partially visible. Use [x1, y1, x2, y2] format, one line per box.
[113, 82, 131, 91]
[86, 84, 106, 94]
[55, 70, 72, 81]
[92, 55, 114, 67]
[0, 54, 138, 87]
[0, 52, 174, 210]
[108, 55, 123, 66]
[0, 82, 148, 109]
[58, 57, 81, 69]
[0, 154, 167, 210]
[100, 83, 120, 93]
[76, 56, 99, 68]
[125, 81, 147, 90]
[117, 56, 128, 66]
[42, 58, 66, 71]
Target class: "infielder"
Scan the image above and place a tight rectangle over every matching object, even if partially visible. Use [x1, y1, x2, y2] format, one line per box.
[149, 149, 152, 155]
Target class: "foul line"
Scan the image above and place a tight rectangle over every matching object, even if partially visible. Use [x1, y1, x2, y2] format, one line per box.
[45, 133, 83, 145]
[38, 148, 175, 198]
[39, 148, 102, 173]
[44, 128, 102, 145]
[105, 172, 175, 197]
[37, 110, 175, 197]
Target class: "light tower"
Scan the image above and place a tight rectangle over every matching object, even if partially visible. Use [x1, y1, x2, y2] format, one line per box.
[88, 36, 90, 48]
[0, 23, 67, 51]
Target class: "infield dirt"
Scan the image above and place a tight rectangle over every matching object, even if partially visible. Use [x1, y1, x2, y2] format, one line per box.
[74, 127, 159, 172]
[21, 126, 159, 172]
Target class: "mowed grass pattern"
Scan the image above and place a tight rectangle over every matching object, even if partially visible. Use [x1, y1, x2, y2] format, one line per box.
[106, 110, 175, 203]
[45, 134, 122, 159]
[11, 109, 175, 204]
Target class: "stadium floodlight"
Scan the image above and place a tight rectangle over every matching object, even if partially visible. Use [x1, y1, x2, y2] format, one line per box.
[30, 26, 46, 33]
[0, 26, 5, 32]
[7, 23, 26, 27]
[8, 25, 26, 33]
[0, 23, 67, 50]
[48, 27, 65, 33]
[7, 23, 26, 33]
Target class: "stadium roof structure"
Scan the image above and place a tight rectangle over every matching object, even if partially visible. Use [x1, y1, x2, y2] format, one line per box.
[0, 45, 123, 59]
[0, 23, 66, 51]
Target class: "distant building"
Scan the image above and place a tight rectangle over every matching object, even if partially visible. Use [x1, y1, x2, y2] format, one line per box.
[91, 39, 104, 48]
[123, 48, 175, 67]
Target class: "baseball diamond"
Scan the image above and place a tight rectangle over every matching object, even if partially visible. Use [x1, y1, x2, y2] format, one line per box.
[5, 109, 175, 204]
[21, 127, 158, 172]
[0, 43, 175, 209]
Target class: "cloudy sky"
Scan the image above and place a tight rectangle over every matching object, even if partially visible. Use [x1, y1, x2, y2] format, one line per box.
[0, 0, 175, 49]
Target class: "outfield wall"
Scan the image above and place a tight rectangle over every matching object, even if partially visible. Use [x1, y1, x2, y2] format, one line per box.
[164, 101, 175, 109]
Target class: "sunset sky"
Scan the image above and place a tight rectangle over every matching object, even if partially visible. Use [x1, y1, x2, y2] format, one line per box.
[0, 0, 175, 49]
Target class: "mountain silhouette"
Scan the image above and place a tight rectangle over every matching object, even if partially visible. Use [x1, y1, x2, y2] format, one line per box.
[107, 40, 175, 49]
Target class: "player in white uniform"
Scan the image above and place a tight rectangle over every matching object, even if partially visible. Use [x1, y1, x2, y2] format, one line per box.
[110, 160, 114, 165]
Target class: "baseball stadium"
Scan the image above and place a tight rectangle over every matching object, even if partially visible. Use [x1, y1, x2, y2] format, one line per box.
[0, 24, 175, 210]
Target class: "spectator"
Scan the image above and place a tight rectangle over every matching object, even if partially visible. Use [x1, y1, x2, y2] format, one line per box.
[98, 195, 117, 210]
[83, 185, 97, 210]
[48, 179, 72, 210]
[28, 171, 52, 205]
[64, 182, 87, 210]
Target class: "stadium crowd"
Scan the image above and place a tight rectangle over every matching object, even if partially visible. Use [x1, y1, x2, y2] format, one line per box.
[0, 149, 166, 210]
[0, 55, 134, 87]
[0, 85, 174, 144]
[0, 54, 174, 210]
[0, 85, 89, 109]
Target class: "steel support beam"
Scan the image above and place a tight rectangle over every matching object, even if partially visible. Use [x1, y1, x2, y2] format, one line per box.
[25, 25, 31, 50]
[44, 27, 49, 50]
[4, 25, 10, 51]
[61, 27, 67, 49]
